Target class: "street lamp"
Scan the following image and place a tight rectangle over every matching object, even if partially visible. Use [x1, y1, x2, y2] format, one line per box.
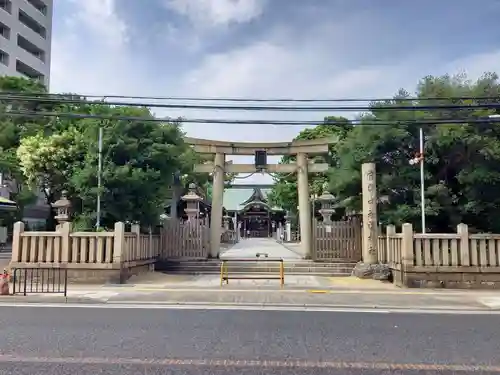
[409, 127, 426, 233]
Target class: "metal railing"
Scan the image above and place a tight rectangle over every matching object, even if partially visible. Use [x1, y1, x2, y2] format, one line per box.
[11, 267, 68, 296]
[220, 258, 284, 287]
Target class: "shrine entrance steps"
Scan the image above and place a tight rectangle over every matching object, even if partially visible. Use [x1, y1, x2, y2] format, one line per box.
[158, 259, 355, 276]
[157, 238, 356, 276]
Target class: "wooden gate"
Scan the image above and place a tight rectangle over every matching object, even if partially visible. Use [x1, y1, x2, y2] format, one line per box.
[160, 218, 210, 259]
[312, 219, 362, 262]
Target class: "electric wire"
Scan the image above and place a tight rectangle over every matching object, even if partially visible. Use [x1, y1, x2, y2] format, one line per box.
[2, 94, 500, 111]
[1, 91, 500, 103]
[2, 109, 500, 126]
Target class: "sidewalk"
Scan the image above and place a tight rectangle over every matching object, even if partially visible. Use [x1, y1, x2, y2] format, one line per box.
[2, 274, 500, 310]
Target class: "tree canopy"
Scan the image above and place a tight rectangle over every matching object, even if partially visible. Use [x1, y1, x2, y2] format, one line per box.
[5, 72, 500, 233]
[269, 72, 500, 233]
[1, 76, 227, 230]
[267, 117, 353, 214]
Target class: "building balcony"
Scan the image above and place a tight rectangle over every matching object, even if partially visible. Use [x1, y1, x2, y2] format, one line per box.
[18, 0, 50, 30]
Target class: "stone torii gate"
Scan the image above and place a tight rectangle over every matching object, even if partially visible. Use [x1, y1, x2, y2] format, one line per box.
[185, 137, 336, 258]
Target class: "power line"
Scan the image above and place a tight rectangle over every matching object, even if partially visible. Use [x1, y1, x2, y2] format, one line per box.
[2, 94, 500, 111]
[1, 91, 500, 103]
[3, 109, 500, 126]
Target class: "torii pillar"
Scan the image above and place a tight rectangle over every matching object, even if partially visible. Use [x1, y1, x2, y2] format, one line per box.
[210, 152, 225, 258]
[297, 153, 312, 258]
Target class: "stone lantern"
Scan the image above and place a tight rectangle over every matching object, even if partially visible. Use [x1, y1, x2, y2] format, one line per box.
[222, 214, 232, 230]
[181, 183, 202, 221]
[284, 210, 292, 224]
[52, 190, 71, 226]
[317, 182, 336, 225]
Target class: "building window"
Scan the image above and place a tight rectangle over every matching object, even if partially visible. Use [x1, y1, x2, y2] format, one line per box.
[0, 21, 10, 39]
[0, 50, 9, 66]
[15, 59, 44, 81]
[18, 9, 47, 38]
[0, 0, 12, 14]
[26, 0, 47, 15]
[17, 34, 45, 62]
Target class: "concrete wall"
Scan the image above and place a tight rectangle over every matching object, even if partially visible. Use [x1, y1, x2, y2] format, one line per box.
[392, 267, 500, 289]
[0, 0, 53, 86]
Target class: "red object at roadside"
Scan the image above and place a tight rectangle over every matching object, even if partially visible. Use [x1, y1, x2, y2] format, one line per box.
[0, 272, 9, 295]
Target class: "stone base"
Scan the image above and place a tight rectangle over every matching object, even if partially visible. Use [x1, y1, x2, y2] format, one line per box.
[352, 262, 392, 281]
[398, 268, 500, 289]
[9, 262, 153, 284]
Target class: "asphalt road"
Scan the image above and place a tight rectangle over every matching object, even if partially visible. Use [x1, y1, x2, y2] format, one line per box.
[0, 306, 499, 374]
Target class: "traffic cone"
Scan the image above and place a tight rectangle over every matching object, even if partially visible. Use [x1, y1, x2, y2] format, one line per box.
[0, 270, 9, 296]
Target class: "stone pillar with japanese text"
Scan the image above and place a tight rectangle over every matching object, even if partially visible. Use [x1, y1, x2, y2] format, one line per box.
[361, 162, 378, 264]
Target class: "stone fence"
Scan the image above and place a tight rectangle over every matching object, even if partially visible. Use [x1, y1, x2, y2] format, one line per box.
[378, 223, 500, 289]
[9, 221, 161, 283]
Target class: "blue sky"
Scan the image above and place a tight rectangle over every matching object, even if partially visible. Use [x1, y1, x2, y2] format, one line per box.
[50, 0, 500, 183]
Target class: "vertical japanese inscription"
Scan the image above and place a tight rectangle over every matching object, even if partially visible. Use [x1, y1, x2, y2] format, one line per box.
[362, 163, 378, 263]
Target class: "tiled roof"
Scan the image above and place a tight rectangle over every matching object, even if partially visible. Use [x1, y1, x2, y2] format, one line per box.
[0, 196, 16, 211]
[0, 196, 16, 205]
[223, 187, 272, 211]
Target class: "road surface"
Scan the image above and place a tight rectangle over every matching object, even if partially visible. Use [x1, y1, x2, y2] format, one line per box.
[0, 305, 499, 374]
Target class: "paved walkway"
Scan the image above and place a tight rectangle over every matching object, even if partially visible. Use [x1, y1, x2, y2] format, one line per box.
[3, 282, 500, 310]
[220, 237, 302, 259]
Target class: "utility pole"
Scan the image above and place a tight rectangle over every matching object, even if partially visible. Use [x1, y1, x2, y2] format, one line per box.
[96, 126, 103, 230]
[409, 128, 426, 233]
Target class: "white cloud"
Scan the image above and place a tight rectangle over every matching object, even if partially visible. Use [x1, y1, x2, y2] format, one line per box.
[67, 0, 128, 46]
[164, 0, 266, 27]
[50, 0, 139, 95]
[48, 1, 500, 183]
[444, 51, 500, 80]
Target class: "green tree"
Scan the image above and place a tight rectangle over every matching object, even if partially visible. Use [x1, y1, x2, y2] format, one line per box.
[267, 117, 353, 212]
[0, 76, 48, 222]
[177, 148, 236, 200]
[330, 72, 500, 233]
[16, 102, 190, 229]
[2, 77, 234, 229]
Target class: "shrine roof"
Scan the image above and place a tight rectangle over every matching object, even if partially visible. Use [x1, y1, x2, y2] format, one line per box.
[0, 196, 16, 211]
[223, 186, 272, 212]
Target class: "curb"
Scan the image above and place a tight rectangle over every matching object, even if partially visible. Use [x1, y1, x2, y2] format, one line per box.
[0, 296, 101, 304]
[104, 301, 493, 311]
[0, 298, 496, 313]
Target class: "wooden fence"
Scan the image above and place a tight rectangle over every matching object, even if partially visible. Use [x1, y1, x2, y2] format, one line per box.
[312, 219, 362, 262]
[160, 218, 210, 259]
[378, 223, 500, 288]
[10, 221, 161, 268]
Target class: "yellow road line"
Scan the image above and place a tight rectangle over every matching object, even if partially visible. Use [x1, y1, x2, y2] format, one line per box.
[307, 290, 329, 294]
[0, 355, 498, 371]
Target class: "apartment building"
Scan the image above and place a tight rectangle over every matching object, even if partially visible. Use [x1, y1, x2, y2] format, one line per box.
[0, 1, 53, 228]
[0, 0, 53, 87]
